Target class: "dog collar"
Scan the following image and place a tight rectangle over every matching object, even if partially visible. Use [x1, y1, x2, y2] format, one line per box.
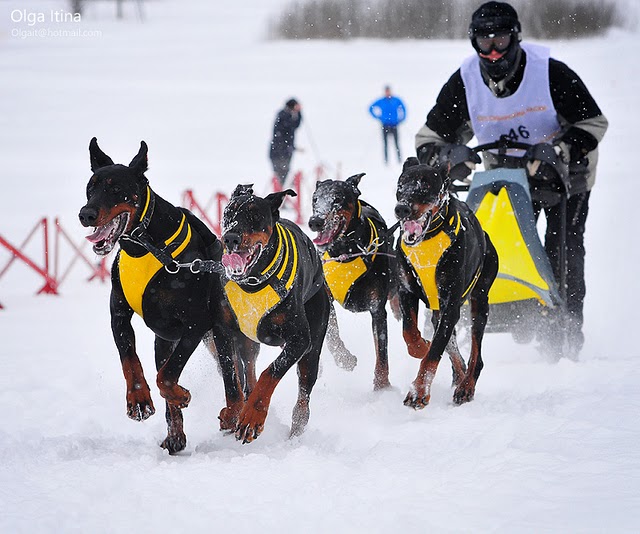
[128, 186, 155, 238]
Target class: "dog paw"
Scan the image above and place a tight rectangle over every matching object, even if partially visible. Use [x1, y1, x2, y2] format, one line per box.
[218, 402, 243, 432]
[160, 432, 187, 455]
[333, 349, 358, 372]
[235, 405, 267, 444]
[290, 399, 310, 438]
[403, 389, 430, 410]
[453, 380, 475, 405]
[126, 387, 155, 421]
[127, 401, 155, 421]
[157, 381, 191, 409]
[373, 376, 391, 391]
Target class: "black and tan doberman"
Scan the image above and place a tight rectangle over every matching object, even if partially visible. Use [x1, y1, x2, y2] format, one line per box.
[394, 158, 498, 408]
[78, 138, 257, 454]
[221, 185, 329, 443]
[308, 173, 395, 390]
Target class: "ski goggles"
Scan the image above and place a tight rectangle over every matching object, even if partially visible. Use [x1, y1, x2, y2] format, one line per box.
[474, 32, 512, 54]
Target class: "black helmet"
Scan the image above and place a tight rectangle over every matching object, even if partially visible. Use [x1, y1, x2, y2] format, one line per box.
[468, 2, 522, 81]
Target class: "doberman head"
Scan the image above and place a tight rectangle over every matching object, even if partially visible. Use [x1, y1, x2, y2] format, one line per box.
[308, 173, 365, 251]
[394, 157, 449, 246]
[79, 137, 149, 255]
[220, 184, 296, 280]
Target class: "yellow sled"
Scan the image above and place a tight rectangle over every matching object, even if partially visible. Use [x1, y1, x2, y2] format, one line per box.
[459, 140, 568, 344]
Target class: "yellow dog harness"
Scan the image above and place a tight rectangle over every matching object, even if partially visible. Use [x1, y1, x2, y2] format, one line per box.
[322, 213, 380, 306]
[118, 188, 192, 318]
[401, 209, 480, 310]
[224, 223, 299, 342]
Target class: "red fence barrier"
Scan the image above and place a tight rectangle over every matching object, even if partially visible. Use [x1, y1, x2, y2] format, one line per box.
[0, 217, 113, 307]
[1, 166, 332, 308]
[0, 218, 58, 296]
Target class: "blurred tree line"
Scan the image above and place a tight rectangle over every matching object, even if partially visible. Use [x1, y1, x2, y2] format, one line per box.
[269, 0, 627, 40]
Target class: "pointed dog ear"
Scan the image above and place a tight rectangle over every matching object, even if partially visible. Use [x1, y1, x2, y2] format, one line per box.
[402, 157, 420, 172]
[89, 137, 114, 171]
[345, 173, 365, 197]
[265, 189, 297, 216]
[231, 184, 254, 199]
[128, 141, 148, 176]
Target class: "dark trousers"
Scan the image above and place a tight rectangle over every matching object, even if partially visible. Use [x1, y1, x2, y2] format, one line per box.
[533, 191, 590, 339]
[271, 157, 292, 185]
[382, 125, 401, 163]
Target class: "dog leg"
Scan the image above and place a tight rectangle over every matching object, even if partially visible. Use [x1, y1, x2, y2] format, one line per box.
[371, 303, 391, 390]
[291, 350, 319, 438]
[291, 290, 328, 437]
[112, 304, 155, 421]
[404, 356, 440, 409]
[160, 402, 186, 455]
[446, 332, 467, 388]
[454, 293, 490, 404]
[155, 333, 201, 409]
[404, 297, 460, 409]
[236, 323, 311, 443]
[121, 355, 155, 421]
[235, 369, 281, 443]
[453, 241, 497, 404]
[400, 292, 431, 360]
[206, 327, 246, 432]
[325, 303, 357, 371]
[240, 336, 260, 396]
[431, 312, 466, 387]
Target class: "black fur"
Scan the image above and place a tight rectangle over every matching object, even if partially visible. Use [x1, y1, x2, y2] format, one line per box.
[221, 186, 330, 443]
[309, 173, 395, 389]
[394, 159, 499, 408]
[79, 138, 257, 454]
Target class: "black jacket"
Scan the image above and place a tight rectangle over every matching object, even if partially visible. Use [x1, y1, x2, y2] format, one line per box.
[270, 108, 302, 161]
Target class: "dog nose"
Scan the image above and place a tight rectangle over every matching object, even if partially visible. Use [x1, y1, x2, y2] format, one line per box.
[308, 216, 324, 232]
[223, 232, 242, 250]
[394, 203, 412, 219]
[78, 206, 98, 227]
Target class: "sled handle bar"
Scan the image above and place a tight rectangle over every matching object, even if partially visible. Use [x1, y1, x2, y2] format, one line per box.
[472, 139, 533, 155]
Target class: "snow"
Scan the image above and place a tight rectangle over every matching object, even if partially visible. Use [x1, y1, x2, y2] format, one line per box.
[1, 1, 640, 532]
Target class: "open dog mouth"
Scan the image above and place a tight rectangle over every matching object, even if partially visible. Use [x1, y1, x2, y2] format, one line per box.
[401, 216, 432, 246]
[312, 215, 345, 247]
[85, 212, 129, 255]
[221, 244, 262, 279]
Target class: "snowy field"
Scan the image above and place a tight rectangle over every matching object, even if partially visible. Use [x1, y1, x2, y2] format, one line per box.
[1, 0, 640, 532]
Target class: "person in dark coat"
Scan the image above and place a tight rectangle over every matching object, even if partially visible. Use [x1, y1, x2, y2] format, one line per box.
[270, 98, 302, 185]
[414, 1, 608, 356]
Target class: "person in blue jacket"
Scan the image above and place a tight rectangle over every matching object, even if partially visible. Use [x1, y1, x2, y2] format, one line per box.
[369, 86, 407, 164]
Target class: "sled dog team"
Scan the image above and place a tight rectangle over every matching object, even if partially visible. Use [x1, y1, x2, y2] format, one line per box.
[80, 138, 496, 453]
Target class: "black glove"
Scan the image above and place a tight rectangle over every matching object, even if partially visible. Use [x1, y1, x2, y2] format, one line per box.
[525, 143, 569, 185]
[439, 144, 481, 182]
[416, 143, 439, 165]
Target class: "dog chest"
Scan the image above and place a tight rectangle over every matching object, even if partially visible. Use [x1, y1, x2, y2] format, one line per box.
[223, 223, 298, 342]
[118, 215, 192, 318]
[323, 255, 367, 306]
[322, 216, 381, 306]
[401, 232, 452, 311]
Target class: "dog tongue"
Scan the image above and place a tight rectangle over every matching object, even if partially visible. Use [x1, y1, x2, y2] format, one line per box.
[312, 229, 333, 246]
[86, 222, 114, 244]
[221, 253, 246, 273]
[402, 220, 423, 237]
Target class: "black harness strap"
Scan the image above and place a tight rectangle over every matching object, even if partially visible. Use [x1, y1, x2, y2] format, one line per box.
[120, 188, 225, 275]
